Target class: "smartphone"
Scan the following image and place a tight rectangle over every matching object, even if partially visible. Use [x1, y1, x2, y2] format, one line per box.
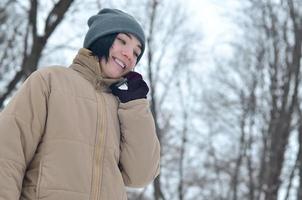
[116, 78, 128, 90]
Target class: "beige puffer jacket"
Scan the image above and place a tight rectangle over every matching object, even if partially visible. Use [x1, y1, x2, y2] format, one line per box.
[0, 48, 160, 200]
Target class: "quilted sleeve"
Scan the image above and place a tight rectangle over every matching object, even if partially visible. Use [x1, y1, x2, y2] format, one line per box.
[0, 71, 49, 199]
[118, 99, 160, 188]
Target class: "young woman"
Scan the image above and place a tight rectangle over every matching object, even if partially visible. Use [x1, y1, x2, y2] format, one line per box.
[0, 8, 160, 200]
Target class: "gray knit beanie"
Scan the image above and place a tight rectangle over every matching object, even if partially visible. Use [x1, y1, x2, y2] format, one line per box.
[83, 8, 145, 63]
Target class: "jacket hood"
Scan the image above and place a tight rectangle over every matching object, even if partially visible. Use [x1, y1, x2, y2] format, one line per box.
[70, 48, 122, 91]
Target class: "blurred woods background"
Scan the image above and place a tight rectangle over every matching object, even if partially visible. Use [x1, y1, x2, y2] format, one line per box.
[1, 0, 302, 199]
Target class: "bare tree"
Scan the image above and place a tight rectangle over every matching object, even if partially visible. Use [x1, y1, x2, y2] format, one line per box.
[200, 0, 302, 200]
[259, 1, 302, 199]
[0, 0, 74, 108]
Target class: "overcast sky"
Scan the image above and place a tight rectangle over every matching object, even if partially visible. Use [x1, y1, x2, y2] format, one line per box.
[187, 0, 239, 41]
[183, 0, 241, 77]
[190, 0, 241, 50]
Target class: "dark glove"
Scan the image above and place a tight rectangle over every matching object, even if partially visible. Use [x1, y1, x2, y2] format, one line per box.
[110, 71, 149, 103]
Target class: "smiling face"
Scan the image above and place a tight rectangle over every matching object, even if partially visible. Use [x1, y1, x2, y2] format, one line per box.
[100, 33, 142, 79]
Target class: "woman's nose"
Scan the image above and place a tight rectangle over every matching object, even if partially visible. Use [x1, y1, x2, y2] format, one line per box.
[122, 47, 133, 61]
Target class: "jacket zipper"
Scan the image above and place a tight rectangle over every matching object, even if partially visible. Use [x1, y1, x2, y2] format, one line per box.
[91, 92, 107, 200]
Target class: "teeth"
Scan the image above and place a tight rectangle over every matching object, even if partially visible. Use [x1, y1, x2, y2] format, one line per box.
[115, 58, 126, 69]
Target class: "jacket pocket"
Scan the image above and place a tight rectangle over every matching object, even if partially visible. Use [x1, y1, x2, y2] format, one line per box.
[35, 160, 44, 199]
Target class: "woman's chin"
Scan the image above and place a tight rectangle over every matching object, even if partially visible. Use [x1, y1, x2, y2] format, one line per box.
[108, 71, 124, 79]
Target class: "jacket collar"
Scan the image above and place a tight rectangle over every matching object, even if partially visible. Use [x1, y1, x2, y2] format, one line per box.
[70, 48, 121, 91]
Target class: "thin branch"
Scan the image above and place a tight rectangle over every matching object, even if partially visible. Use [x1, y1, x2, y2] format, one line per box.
[44, 0, 74, 39]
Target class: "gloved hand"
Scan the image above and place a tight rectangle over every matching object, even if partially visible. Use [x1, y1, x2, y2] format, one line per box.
[110, 71, 149, 103]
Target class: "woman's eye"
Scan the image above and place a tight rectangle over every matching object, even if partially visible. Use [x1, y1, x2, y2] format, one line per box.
[118, 38, 126, 45]
[134, 51, 139, 58]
